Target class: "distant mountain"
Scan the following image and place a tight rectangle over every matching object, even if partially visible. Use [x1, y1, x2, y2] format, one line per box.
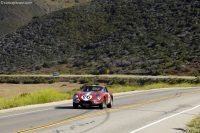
[0, 0, 91, 38]
[0, 0, 199, 76]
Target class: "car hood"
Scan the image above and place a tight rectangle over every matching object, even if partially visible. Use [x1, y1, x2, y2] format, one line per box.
[76, 91, 102, 96]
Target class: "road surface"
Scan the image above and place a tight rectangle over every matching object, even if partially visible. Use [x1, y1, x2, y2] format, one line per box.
[0, 87, 200, 133]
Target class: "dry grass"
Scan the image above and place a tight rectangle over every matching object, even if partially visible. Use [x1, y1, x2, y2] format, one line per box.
[0, 82, 83, 98]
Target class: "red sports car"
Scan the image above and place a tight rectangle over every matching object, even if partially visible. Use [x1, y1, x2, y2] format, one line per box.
[73, 85, 113, 109]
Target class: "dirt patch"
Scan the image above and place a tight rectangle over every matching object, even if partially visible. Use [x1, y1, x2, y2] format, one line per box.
[0, 82, 84, 98]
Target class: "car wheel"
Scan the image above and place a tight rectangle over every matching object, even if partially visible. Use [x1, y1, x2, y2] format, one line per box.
[107, 98, 113, 108]
[99, 98, 106, 109]
[73, 103, 79, 109]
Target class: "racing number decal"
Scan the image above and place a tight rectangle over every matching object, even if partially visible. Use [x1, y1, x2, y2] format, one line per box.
[82, 94, 92, 101]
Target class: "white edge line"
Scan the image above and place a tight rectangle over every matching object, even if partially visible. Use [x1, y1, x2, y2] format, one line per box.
[0, 108, 54, 119]
[129, 104, 200, 133]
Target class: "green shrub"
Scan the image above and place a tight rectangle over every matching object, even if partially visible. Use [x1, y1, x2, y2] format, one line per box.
[48, 78, 56, 84]
[187, 115, 200, 133]
[79, 78, 91, 84]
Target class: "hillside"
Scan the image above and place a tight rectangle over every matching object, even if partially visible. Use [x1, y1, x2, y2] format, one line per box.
[0, 0, 91, 38]
[0, 0, 199, 76]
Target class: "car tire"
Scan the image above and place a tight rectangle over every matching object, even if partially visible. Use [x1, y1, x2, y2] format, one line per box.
[107, 98, 113, 108]
[99, 98, 106, 109]
[73, 103, 79, 109]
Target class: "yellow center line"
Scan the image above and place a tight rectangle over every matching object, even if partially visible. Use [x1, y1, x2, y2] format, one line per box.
[14, 91, 200, 133]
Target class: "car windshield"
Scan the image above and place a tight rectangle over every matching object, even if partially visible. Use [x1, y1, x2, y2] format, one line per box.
[82, 86, 103, 92]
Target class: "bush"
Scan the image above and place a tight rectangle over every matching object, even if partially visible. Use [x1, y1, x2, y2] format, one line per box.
[79, 78, 90, 84]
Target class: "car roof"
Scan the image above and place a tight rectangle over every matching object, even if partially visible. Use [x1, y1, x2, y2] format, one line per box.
[85, 85, 105, 87]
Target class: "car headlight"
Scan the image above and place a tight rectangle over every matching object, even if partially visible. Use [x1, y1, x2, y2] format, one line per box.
[96, 95, 101, 100]
[73, 94, 79, 99]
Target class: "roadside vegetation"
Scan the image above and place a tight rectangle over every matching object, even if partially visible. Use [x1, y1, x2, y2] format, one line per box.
[0, 89, 79, 110]
[0, 82, 199, 110]
[187, 115, 200, 133]
[0, 75, 199, 85]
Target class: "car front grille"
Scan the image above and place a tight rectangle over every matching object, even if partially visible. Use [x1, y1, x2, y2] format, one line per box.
[80, 101, 93, 104]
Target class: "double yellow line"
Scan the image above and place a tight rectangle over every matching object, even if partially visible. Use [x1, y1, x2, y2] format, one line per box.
[15, 91, 200, 133]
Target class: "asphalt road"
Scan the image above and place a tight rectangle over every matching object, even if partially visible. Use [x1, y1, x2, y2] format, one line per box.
[0, 87, 200, 133]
